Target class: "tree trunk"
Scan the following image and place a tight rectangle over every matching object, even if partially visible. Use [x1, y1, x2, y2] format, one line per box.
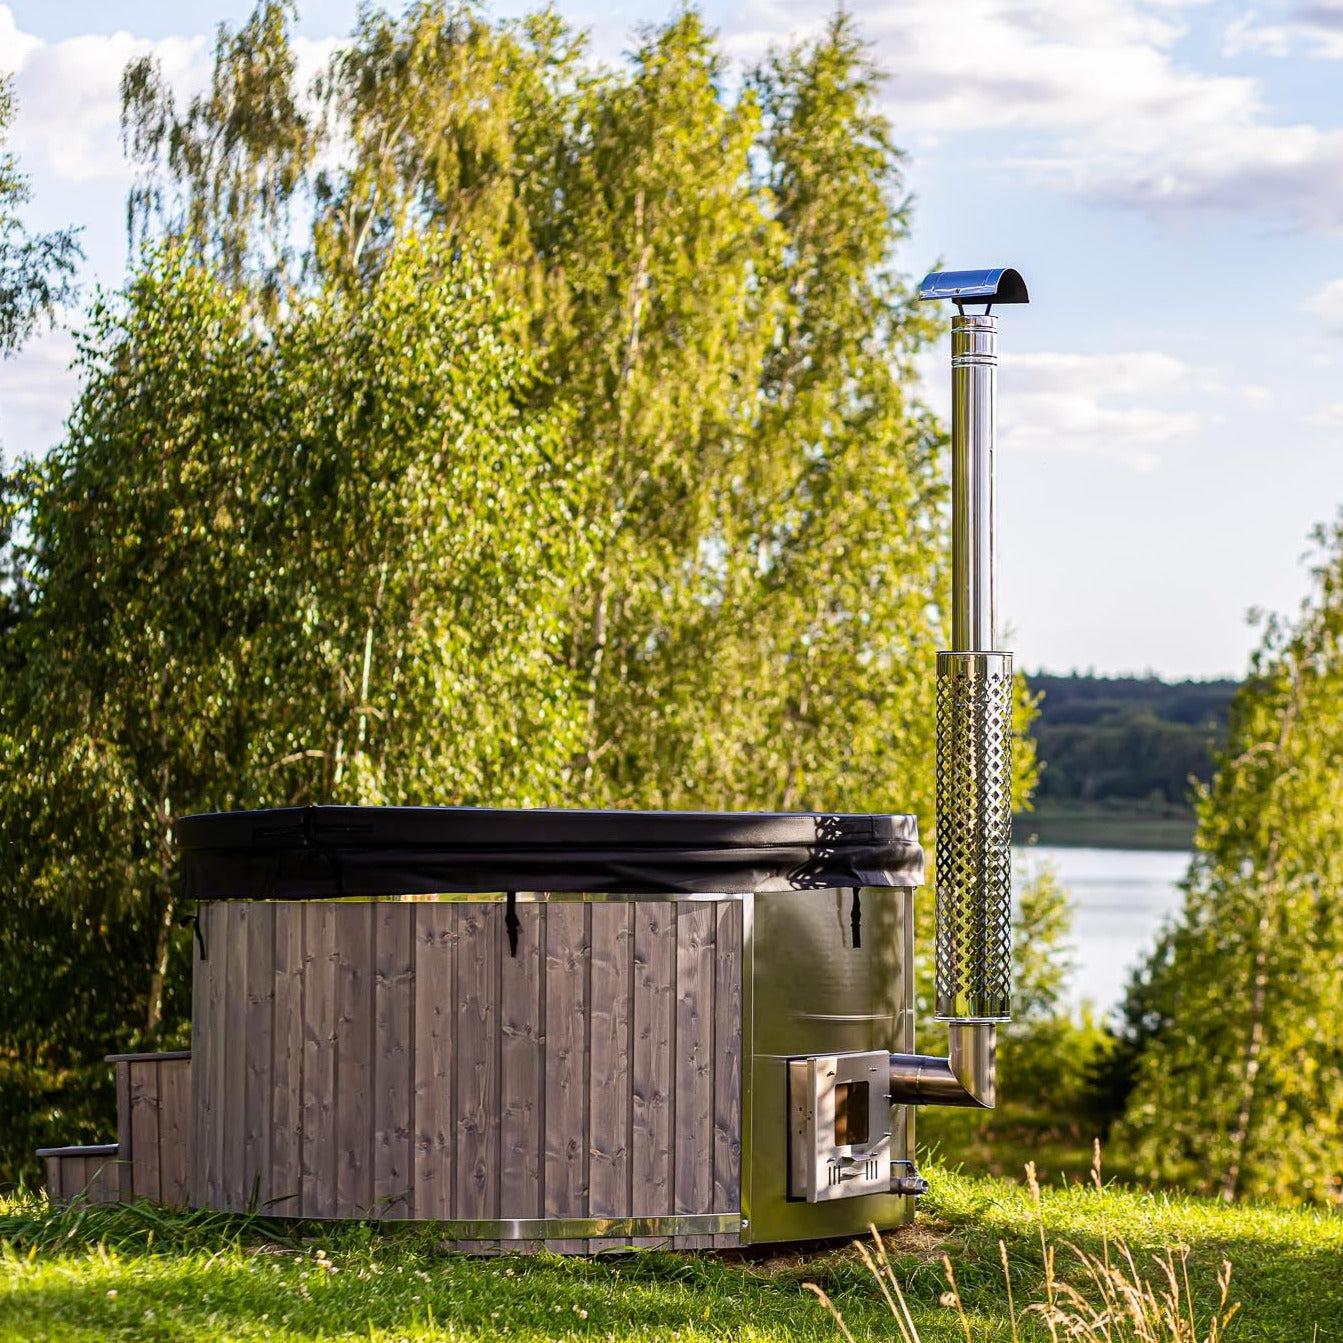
[581, 568, 609, 788]
[145, 785, 176, 1042]
[145, 889, 175, 1042]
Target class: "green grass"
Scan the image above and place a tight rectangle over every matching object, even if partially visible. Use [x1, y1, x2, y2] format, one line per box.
[2, 1166, 1340, 1342]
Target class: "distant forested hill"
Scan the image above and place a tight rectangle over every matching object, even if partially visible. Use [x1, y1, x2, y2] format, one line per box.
[1018, 673, 1239, 847]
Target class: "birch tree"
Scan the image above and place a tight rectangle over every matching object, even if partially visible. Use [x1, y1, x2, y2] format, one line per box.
[118, 2, 987, 822]
[4, 2, 1039, 1063]
[1119, 517, 1343, 1204]
[0, 239, 577, 1038]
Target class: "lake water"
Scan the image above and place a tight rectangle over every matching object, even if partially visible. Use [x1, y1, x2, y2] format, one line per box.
[1012, 845, 1191, 1020]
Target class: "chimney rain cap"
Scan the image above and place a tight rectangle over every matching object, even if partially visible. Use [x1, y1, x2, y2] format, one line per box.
[918, 268, 1029, 305]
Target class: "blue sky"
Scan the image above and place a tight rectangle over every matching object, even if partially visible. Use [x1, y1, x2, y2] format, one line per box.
[3, 0, 1342, 679]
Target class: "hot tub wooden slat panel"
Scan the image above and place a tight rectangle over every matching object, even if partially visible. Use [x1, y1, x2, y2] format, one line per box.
[195, 897, 744, 1244]
[455, 904, 499, 1247]
[336, 902, 374, 1217]
[500, 900, 543, 1245]
[301, 903, 339, 1217]
[189, 909, 208, 1207]
[374, 901, 414, 1217]
[191, 905, 209, 1207]
[414, 903, 455, 1220]
[712, 901, 743, 1249]
[207, 903, 229, 1210]
[87, 1154, 116, 1204]
[158, 1056, 191, 1206]
[631, 904, 674, 1246]
[544, 902, 589, 1252]
[271, 901, 304, 1216]
[116, 1051, 134, 1200]
[129, 1061, 161, 1202]
[244, 902, 275, 1211]
[224, 904, 251, 1210]
[673, 903, 715, 1248]
[44, 1144, 126, 1205]
[589, 903, 633, 1252]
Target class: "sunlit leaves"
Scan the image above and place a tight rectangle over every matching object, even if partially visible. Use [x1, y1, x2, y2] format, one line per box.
[3, 4, 1042, 1057]
[1119, 516, 1343, 1203]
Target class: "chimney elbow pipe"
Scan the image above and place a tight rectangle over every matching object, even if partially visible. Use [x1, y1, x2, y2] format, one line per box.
[889, 1023, 997, 1110]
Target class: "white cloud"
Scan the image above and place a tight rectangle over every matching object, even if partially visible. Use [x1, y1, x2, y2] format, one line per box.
[5, 0, 1343, 230]
[998, 351, 1204, 471]
[0, 323, 79, 464]
[1004, 350, 1188, 397]
[0, 6, 337, 187]
[1307, 401, 1343, 428]
[1222, 3, 1343, 60]
[1302, 276, 1343, 333]
[0, 7, 209, 186]
[1222, 12, 1297, 56]
[0, 5, 38, 69]
[727, 0, 1343, 229]
[918, 344, 1209, 471]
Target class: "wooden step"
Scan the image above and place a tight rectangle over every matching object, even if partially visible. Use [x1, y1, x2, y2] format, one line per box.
[35, 1144, 122, 1204]
[110, 1050, 192, 1205]
[38, 1051, 193, 1207]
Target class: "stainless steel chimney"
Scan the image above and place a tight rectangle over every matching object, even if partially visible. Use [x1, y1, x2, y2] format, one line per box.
[889, 267, 1027, 1110]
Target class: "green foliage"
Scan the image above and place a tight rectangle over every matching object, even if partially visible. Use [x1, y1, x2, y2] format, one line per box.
[1032, 674, 1237, 729]
[1, 234, 574, 930]
[998, 867, 1111, 1122]
[1028, 673, 1236, 807]
[0, 75, 94, 1185]
[1117, 516, 1343, 1204]
[1010, 862, 1076, 1026]
[115, 1, 995, 818]
[121, 0, 315, 305]
[0, 76, 81, 360]
[1085, 925, 1178, 1137]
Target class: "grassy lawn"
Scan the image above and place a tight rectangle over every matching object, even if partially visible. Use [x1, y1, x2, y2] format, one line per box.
[2, 1166, 1340, 1342]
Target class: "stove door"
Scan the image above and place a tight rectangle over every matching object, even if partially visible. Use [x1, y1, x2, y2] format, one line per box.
[787, 1051, 892, 1202]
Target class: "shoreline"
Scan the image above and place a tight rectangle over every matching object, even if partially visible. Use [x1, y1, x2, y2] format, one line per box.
[1013, 804, 1196, 852]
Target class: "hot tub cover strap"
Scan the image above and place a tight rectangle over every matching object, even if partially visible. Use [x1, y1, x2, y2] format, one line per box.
[175, 805, 924, 899]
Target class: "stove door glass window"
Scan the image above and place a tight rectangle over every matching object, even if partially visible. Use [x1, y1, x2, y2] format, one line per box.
[833, 1080, 869, 1148]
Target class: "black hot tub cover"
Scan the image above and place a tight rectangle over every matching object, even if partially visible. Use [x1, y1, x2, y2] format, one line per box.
[175, 806, 924, 899]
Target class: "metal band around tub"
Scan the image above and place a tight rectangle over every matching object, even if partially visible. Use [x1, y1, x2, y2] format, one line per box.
[279, 1213, 743, 1237]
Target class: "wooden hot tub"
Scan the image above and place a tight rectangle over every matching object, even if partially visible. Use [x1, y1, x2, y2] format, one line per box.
[177, 806, 924, 1251]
